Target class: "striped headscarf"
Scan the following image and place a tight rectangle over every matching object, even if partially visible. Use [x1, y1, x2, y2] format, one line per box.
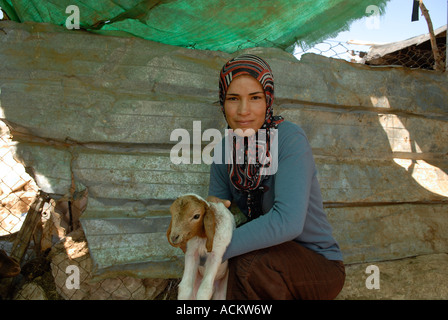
[219, 54, 284, 220]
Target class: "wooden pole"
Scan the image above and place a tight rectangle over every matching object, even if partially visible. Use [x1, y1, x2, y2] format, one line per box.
[419, 0, 444, 71]
[10, 191, 48, 264]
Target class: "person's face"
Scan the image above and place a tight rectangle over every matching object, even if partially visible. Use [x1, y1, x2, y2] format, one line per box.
[224, 75, 267, 135]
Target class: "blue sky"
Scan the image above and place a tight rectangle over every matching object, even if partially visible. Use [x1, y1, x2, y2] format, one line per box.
[334, 0, 447, 44]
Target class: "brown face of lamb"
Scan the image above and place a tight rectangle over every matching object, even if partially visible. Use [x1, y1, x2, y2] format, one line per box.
[167, 195, 216, 253]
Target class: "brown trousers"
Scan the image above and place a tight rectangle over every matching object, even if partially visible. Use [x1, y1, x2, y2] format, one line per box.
[226, 241, 345, 300]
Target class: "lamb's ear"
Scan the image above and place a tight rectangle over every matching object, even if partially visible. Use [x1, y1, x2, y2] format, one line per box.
[203, 205, 216, 252]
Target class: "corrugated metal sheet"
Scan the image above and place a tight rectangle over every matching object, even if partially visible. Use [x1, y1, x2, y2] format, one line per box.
[1, 21, 447, 279]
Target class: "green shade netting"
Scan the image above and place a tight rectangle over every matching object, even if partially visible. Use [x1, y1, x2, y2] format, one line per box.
[0, 0, 389, 52]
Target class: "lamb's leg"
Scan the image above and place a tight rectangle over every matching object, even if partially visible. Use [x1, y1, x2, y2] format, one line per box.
[196, 252, 223, 300]
[192, 270, 203, 299]
[212, 266, 229, 300]
[178, 246, 199, 300]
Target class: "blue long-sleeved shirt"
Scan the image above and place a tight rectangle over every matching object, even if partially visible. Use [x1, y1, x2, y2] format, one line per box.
[208, 120, 343, 262]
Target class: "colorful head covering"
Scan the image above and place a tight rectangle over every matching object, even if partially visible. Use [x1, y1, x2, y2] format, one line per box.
[218, 54, 284, 220]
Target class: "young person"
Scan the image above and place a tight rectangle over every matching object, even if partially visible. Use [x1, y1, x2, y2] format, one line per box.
[207, 54, 345, 300]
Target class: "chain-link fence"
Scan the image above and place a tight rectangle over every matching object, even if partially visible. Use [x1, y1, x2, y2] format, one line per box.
[0, 122, 39, 238]
[365, 42, 447, 70]
[294, 40, 356, 61]
[48, 226, 175, 300]
[1, 120, 41, 298]
[294, 35, 447, 71]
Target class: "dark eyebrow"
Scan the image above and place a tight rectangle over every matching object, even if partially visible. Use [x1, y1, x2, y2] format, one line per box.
[226, 91, 264, 96]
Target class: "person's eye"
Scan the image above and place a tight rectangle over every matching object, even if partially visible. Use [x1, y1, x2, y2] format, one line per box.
[226, 96, 237, 101]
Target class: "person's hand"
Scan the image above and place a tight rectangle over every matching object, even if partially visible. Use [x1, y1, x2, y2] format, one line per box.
[206, 196, 231, 208]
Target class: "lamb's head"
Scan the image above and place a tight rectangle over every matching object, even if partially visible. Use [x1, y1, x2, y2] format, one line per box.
[167, 194, 216, 252]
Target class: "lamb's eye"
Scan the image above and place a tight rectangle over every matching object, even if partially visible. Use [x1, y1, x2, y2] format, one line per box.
[193, 214, 200, 220]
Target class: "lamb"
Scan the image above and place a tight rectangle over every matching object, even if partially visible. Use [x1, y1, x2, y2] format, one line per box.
[166, 194, 235, 300]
